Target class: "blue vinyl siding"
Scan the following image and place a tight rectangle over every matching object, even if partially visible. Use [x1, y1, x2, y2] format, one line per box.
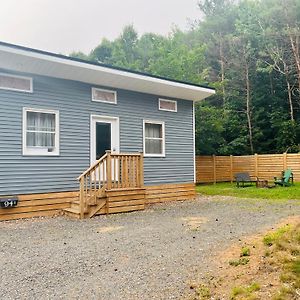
[0, 69, 194, 195]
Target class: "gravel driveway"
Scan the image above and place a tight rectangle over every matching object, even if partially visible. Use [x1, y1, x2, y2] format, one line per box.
[1, 196, 299, 300]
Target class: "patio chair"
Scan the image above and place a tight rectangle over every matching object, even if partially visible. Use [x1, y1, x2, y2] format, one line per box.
[234, 172, 258, 188]
[274, 169, 294, 187]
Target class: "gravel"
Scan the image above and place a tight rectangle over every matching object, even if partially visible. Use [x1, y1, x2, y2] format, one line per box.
[0, 196, 299, 300]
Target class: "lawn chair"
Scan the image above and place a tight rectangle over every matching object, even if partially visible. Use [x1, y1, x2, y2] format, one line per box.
[234, 172, 258, 188]
[274, 169, 294, 187]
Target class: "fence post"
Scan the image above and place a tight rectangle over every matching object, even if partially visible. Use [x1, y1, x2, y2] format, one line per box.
[230, 155, 233, 183]
[283, 152, 287, 170]
[213, 155, 216, 184]
[254, 153, 258, 178]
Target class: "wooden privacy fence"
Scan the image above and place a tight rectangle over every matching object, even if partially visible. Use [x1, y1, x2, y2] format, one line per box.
[196, 153, 300, 183]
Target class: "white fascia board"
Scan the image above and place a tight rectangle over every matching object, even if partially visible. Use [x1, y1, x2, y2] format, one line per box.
[0, 44, 215, 101]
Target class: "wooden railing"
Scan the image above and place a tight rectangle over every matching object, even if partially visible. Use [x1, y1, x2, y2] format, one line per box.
[78, 151, 144, 218]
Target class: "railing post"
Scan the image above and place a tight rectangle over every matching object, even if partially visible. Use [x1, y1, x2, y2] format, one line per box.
[79, 177, 85, 219]
[139, 152, 144, 187]
[106, 151, 112, 190]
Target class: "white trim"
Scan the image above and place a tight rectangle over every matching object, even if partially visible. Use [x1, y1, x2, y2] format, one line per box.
[22, 107, 60, 156]
[143, 119, 165, 157]
[0, 44, 215, 101]
[91, 87, 117, 104]
[0, 72, 33, 93]
[193, 102, 196, 183]
[90, 114, 120, 165]
[158, 98, 177, 112]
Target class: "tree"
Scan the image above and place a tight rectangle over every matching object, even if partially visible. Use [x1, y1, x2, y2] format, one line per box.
[69, 0, 300, 155]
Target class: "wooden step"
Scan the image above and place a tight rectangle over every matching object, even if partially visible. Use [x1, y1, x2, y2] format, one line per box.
[70, 202, 89, 213]
[65, 196, 108, 219]
[63, 207, 81, 219]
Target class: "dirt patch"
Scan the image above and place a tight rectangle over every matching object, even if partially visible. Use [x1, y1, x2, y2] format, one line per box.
[190, 216, 300, 299]
[181, 216, 208, 231]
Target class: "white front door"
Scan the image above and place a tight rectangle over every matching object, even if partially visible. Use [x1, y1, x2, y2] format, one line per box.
[90, 115, 119, 165]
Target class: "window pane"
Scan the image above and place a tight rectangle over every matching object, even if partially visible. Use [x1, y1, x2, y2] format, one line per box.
[27, 132, 55, 147]
[145, 139, 162, 154]
[92, 88, 116, 103]
[27, 112, 55, 132]
[0, 74, 31, 91]
[145, 123, 162, 138]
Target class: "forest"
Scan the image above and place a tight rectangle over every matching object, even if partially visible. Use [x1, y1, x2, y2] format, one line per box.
[71, 0, 300, 155]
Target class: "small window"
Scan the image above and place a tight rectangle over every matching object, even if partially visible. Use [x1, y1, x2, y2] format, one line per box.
[92, 87, 117, 104]
[23, 108, 59, 156]
[159, 98, 177, 112]
[0, 73, 32, 93]
[143, 120, 165, 157]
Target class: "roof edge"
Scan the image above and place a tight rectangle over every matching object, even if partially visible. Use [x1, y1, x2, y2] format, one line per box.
[0, 40, 215, 92]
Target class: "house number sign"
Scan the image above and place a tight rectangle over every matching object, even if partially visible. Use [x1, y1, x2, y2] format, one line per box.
[0, 196, 18, 208]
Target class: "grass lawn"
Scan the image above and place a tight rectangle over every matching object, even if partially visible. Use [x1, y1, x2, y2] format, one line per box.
[196, 182, 300, 200]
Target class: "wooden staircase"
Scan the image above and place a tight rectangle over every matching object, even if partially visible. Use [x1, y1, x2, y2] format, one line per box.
[64, 151, 145, 219]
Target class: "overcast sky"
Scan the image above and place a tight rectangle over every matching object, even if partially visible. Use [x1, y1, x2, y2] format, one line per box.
[0, 0, 201, 55]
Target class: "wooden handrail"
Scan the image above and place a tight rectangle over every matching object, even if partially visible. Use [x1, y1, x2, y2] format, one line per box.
[77, 153, 108, 180]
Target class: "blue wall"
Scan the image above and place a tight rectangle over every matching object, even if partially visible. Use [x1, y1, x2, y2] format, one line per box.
[0, 69, 194, 195]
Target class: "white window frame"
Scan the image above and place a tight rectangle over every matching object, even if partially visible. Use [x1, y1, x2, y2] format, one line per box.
[143, 120, 165, 157]
[22, 107, 60, 156]
[158, 98, 177, 112]
[91, 87, 117, 104]
[0, 73, 33, 93]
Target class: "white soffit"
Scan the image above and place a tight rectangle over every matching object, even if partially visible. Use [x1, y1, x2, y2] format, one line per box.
[0, 43, 215, 101]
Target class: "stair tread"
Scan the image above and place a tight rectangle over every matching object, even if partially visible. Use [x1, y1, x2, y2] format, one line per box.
[64, 207, 80, 214]
[72, 197, 106, 205]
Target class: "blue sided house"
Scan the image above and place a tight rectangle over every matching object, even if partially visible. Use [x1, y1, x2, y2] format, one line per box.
[0, 41, 214, 220]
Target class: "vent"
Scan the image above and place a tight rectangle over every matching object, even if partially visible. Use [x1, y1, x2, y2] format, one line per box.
[0, 73, 32, 92]
[159, 98, 177, 112]
[92, 87, 117, 104]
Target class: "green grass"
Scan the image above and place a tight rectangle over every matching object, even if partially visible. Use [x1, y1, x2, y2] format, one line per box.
[196, 182, 300, 201]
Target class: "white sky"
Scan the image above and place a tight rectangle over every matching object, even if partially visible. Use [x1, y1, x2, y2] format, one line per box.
[0, 0, 201, 55]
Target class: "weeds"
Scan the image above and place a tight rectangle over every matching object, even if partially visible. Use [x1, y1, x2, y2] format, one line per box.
[231, 282, 260, 299]
[263, 225, 291, 246]
[240, 246, 250, 257]
[194, 283, 210, 300]
[265, 223, 300, 299]
[229, 257, 250, 266]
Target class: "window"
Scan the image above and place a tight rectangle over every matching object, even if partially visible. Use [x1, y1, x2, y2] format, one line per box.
[143, 120, 165, 157]
[23, 108, 59, 156]
[159, 98, 177, 112]
[0, 73, 32, 93]
[92, 87, 117, 104]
